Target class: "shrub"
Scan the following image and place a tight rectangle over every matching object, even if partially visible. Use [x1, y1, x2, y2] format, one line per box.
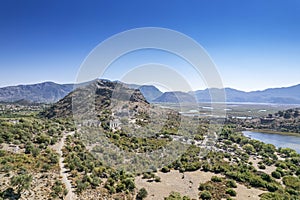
[154, 176, 161, 182]
[242, 144, 255, 154]
[198, 183, 213, 191]
[10, 173, 33, 194]
[142, 172, 154, 179]
[161, 166, 170, 173]
[286, 188, 299, 195]
[164, 191, 182, 200]
[249, 176, 266, 188]
[122, 178, 135, 191]
[116, 183, 126, 193]
[296, 168, 300, 176]
[136, 188, 148, 200]
[271, 171, 281, 179]
[225, 188, 237, 197]
[42, 163, 51, 172]
[51, 180, 64, 198]
[90, 175, 101, 187]
[258, 164, 266, 170]
[76, 180, 89, 194]
[226, 179, 237, 188]
[266, 183, 278, 192]
[200, 190, 212, 200]
[202, 163, 211, 172]
[261, 173, 272, 182]
[211, 176, 222, 182]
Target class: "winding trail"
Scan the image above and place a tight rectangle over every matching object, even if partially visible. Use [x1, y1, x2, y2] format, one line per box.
[52, 131, 76, 200]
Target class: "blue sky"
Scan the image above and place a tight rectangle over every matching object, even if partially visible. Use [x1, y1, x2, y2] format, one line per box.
[0, 0, 300, 91]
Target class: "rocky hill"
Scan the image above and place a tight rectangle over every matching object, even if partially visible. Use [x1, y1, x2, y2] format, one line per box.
[40, 79, 149, 119]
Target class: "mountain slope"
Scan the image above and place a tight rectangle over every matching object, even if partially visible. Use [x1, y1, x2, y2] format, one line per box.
[153, 91, 197, 103]
[0, 82, 73, 103]
[246, 84, 300, 104]
[138, 85, 163, 102]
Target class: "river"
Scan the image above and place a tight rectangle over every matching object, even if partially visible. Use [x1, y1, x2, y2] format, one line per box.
[242, 131, 300, 154]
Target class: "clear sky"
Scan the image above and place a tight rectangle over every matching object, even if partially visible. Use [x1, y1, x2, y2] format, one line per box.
[0, 0, 300, 91]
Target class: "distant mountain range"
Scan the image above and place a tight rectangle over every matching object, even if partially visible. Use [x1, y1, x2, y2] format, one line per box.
[1, 81, 300, 104]
[188, 85, 300, 104]
[0, 82, 73, 103]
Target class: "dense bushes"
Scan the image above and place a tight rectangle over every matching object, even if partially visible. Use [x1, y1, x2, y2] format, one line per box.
[63, 135, 137, 196]
[282, 176, 300, 191]
[0, 116, 74, 159]
[169, 145, 202, 172]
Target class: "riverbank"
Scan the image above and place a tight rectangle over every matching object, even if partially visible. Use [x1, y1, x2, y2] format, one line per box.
[243, 130, 300, 153]
[245, 128, 300, 137]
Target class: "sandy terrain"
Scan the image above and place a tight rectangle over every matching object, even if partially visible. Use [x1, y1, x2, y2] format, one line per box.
[235, 183, 265, 200]
[135, 170, 222, 200]
[135, 169, 266, 200]
[249, 156, 276, 174]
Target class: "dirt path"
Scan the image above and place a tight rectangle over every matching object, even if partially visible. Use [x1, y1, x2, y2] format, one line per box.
[52, 132, 76, 200]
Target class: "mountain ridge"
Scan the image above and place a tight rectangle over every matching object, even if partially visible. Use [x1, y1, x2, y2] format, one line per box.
[0, 81, 74, 103]
[1, 81, 300, 104]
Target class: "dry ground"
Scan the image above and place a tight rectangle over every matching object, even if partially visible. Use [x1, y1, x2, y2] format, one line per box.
[135, 170, 265, 200]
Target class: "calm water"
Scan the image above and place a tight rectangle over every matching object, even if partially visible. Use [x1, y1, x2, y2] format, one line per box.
[243, 131, 300, 153]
